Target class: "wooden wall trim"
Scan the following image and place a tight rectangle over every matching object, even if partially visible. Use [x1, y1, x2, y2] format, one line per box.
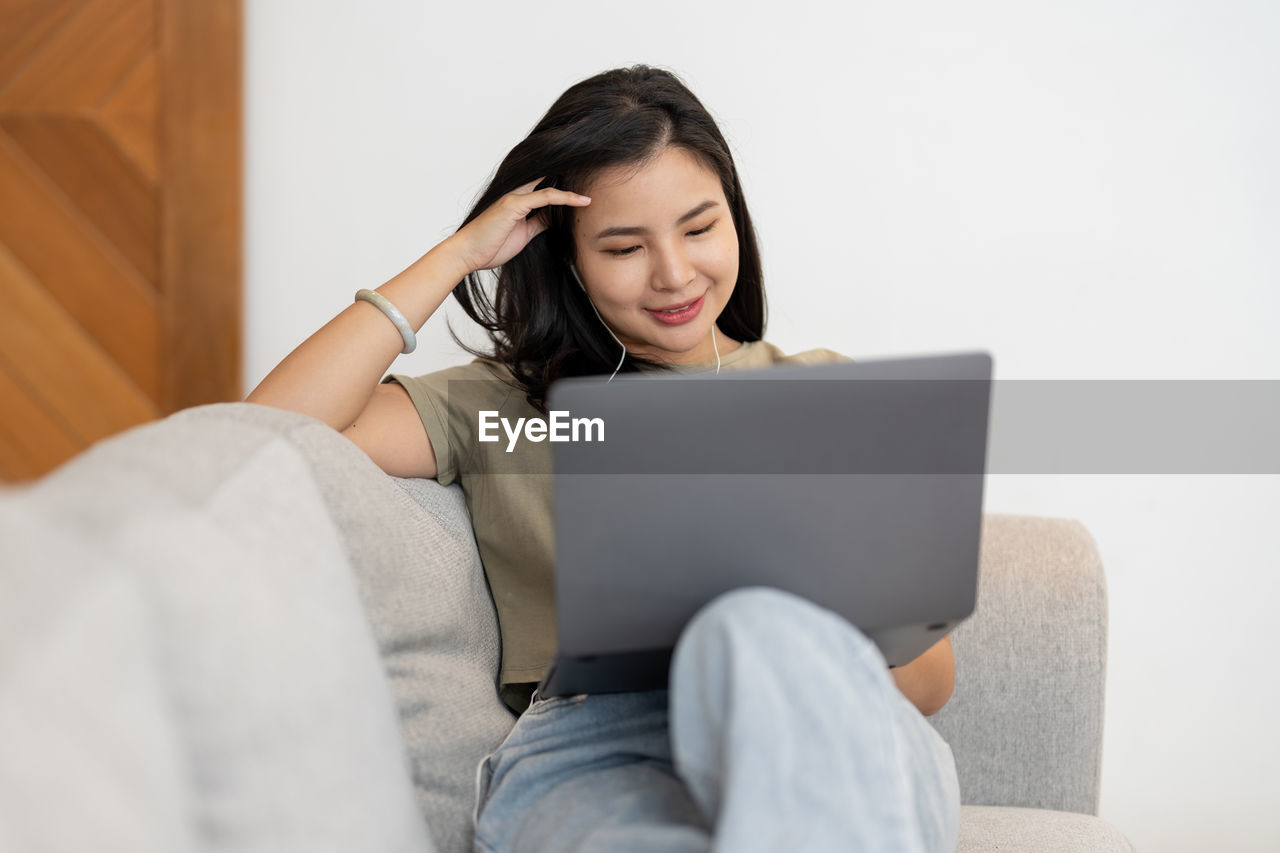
[160, 0, 242, 409]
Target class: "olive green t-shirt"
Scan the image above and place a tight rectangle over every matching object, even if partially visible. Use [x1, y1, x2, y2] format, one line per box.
[385, 340, 851, 712]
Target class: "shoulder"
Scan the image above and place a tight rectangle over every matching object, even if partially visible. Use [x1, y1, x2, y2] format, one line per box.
[375, 357, 523, 484]
[748, 340, 854, 367]
[386, 356, 509, 385]
[383, 357, 518, 405]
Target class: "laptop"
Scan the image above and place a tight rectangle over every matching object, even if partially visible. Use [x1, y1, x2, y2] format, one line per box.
[537, 350, 993, 698]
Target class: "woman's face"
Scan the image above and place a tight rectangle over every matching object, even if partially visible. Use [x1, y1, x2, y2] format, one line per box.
[572, 146, 739, 365]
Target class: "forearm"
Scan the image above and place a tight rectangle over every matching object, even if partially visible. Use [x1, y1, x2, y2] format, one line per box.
[890, 635, 955, 717]
[246, 242, 469, 431]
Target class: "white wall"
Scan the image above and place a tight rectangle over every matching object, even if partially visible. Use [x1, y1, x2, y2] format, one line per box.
[245, 2, 1280, 849]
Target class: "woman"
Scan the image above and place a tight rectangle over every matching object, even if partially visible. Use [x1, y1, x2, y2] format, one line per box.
[248, 65, 960, 853]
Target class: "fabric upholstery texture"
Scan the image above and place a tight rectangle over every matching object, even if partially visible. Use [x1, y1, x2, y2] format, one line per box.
[0, 410, 431, 852]
[957, 805, 1136, 852]
[929, 515, 1108, 814]
[164, 403, 516, 852]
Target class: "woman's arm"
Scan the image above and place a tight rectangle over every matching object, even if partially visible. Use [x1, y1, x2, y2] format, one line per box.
[889, 635, 955, 717]
[246, 243, 470, 434]
[245, 181, 591, 435]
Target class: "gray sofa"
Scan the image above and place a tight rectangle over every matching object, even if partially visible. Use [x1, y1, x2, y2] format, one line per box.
[0, 402, 1135, 852]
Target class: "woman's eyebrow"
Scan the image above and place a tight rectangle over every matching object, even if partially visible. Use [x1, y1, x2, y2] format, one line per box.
[592, 200, 719, 240]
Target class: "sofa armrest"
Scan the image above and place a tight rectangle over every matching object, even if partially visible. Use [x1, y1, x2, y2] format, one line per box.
[1, 401, 434, 852]
[166, 403, 515, 853]
[958, 805, 1135, 852]
[929, 514, 1108, 815]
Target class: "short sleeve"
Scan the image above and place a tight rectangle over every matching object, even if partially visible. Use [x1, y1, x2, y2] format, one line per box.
[381, 363, 514, 486]
[382, 372, 458, 485]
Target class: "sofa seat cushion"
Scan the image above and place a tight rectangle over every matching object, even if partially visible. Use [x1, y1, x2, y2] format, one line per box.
[958, 805, 1135, 852]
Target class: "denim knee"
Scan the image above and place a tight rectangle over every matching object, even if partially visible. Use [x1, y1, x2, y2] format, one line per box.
[675, 586, 884, 675]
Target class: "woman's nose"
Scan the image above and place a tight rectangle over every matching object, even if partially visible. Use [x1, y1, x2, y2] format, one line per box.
[653, 242, 696, 291]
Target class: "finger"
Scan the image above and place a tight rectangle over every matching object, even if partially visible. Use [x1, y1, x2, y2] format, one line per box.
[512, 177, 546, 195]
[519, 188, 591, 211]
[526, 208, 550, 239]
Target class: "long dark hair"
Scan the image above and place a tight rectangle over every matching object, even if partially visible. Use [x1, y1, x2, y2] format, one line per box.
[450, 65, 767, 410]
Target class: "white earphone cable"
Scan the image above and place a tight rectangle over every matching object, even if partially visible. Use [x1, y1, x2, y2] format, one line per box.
[712, 323, 721, 375]
[571, 263, 720, 380]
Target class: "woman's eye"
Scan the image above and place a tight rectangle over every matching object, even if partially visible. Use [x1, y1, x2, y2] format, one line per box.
[605, 221, 716, 257]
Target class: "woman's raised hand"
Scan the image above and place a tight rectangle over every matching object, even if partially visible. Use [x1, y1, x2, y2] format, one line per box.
[445, 178, 592, 275]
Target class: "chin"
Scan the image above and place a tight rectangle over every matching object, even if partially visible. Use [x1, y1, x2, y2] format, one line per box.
[663, 322, 713, 348]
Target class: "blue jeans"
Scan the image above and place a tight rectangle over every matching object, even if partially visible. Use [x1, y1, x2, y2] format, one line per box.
[473, 588, 961, 852]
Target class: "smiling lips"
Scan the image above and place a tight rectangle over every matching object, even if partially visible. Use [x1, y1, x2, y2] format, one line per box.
[647, 293, 705, 325]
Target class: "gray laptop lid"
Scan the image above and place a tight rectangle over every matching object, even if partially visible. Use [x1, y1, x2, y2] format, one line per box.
[547, 350, 992, 670]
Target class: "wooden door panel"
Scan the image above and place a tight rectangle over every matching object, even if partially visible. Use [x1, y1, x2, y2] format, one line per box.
[0, 242, 158, 442]
[0, 0, 241, 482]
[0, 362, 81, 480]
[0, 133, 160, 398]
[0, 0, 84, 84]
[2, 115, 159, 284]
[0, 0, 154, 111]
[98, 52, 159, 183]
